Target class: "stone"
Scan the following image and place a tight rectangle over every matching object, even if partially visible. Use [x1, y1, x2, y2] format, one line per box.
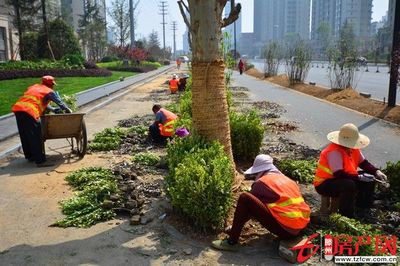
[167, 248, 178, 254]
[279, 237, 311, 264]
[183, 248, 192, 255]
[126, 200, 138, 209]
[140, 216, 153, 225]
[130, 215, 141, 225]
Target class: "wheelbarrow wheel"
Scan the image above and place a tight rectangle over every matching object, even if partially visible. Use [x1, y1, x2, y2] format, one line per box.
[74, 120, 87, 158]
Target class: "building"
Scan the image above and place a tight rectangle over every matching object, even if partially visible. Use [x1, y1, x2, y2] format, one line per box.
[61, 0, 106, 32]
[253, 0, 310, 43]
[239, 32, 255, 57]
[182, 29, 190, 53]
[311, 0, 372, 40]
[387, 0, 396, 32]
[0, 0, 19, 61]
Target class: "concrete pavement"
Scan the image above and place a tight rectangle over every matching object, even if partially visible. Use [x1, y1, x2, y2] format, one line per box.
[232, 71, 400, 167]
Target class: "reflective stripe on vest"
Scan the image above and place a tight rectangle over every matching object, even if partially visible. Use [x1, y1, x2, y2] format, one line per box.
[313, 143, 361, 187]
[158, 108, 178, 137]
[260, 173, 311, 230]
[12, 84, 53, 120]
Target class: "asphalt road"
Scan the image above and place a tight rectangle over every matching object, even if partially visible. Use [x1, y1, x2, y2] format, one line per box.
[232, 71, 400, 167]
[251, 60, 399, 104]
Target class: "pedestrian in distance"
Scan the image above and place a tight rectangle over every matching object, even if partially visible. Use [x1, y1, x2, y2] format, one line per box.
[11, 76, 72, 167]
[238, 59, 244, 75]
[149, 104, 178, 144]
[313, 123, 389, 218]
[176, 58, 181, 70]
[169, 74, 179, 94]
[211, 154, 311, 251]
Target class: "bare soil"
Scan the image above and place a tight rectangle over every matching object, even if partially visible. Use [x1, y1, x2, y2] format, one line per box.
[246, 69, 400, 125]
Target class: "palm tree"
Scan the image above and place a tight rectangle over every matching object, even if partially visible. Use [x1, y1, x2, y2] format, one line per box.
[178, 0, 241, 163]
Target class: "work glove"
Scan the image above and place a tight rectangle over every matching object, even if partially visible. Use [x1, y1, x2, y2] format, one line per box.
[65, 108, 73, 114]
[358, 173, 374, 182]
[375, 170, 388, 182]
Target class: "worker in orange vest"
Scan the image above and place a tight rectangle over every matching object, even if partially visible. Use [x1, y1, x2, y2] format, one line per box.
[11, 76, 72, 167]
[176, 58, 181, 70]
[169, 74, 179, 94]
[212, 154, 311, 251]
[313, 123, 388, 218]
[149, 104, 178, 144]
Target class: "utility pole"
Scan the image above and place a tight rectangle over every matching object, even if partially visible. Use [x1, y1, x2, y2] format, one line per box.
[130, 0, 135, 47]
[159, 1, 168, 58]
[171, 21, 177, 60]
[231, 0, 237, 60]
[388, 0, 400, 107]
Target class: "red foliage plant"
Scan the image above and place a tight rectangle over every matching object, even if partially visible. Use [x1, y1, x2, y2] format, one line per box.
[109, 45, 148, 63]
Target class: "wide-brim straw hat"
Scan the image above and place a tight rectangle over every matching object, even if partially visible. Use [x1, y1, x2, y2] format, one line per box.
[327, 123, 370, 149]
[244, 154, 275, 175]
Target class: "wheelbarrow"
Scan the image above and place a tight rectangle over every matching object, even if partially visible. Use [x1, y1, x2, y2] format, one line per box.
[40, 113, 87, 158]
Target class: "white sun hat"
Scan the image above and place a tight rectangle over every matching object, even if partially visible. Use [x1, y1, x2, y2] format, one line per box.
[327, 123, 370, 149]
[244, 154, 275, 175]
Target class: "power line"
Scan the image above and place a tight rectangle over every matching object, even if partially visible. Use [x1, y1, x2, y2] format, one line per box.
[158, 1, 168, 57]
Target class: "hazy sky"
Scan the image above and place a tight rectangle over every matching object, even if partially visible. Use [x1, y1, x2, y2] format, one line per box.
[105, 0, 389, 50]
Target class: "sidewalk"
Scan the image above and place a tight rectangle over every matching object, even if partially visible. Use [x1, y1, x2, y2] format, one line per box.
[232, 71, 400, 167]
[0, 65, 174, 158]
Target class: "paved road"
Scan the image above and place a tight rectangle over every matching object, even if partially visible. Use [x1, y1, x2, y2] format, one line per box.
[232, 71, 400, 167]
[251, 60, 399, 104]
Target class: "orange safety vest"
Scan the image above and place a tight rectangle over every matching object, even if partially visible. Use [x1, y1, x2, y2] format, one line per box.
[259, 173, 311, 230]
[158, 108, 178, 137]
[169, 79, 179, 93]
[313, 143, 361, 187]
[11, 84, 53, 120]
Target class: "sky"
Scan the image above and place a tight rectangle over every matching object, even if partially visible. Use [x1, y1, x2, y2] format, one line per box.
[105, 0, 389, 50]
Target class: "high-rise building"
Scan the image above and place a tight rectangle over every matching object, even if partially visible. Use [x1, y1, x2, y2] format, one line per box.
[311, 0, 372, 40]
[253, 0, 310, 43]
[182, 29, 190, 53]
[61, 0, 106, 32]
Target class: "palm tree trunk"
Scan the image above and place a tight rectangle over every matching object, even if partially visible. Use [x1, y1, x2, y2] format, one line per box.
[188, 0, 234, 162]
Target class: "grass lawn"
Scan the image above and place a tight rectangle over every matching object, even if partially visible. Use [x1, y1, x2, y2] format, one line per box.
[0, 71, 135, 116]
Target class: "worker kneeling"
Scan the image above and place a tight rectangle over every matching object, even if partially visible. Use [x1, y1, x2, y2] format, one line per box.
[149, 104, 177, 144]
[212, 154, 311, 251]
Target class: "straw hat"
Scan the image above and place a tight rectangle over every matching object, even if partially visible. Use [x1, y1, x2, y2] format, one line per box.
[244, 154, 275, 175]
[327, 123, 370, 149]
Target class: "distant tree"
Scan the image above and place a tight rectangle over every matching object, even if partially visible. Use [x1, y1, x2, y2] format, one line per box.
[37, 19, 81, 59]
[263, 41, 284, 77]
[328, 21, 358, 89]
[78, 1, 107, 61]
[109, 0, 130, 47]
[7, 0, 41, 59]
[146, 30, 162, 60]
[285, 40, 311, 84]
[316, 21, 332, 59]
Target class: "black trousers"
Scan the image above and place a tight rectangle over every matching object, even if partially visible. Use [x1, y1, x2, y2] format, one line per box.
[316, 177, 375, 218]
[14, 112, 45, 164]
[149, 124, 168, 143]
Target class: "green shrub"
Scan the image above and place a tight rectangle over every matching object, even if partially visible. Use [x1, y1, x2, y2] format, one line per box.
[20, 32, 39, 61]
[229, 110, 264, 162]
[383, 160, 400, 201]
[132, 152, 160, 166]
[141, 61, 162, 68]
[89, 127, 128, 151]
[62, 53, 85, 68]
[166, 135, 233, 230]
[54, 167, 117, 227]
[278, 159, 317, 184]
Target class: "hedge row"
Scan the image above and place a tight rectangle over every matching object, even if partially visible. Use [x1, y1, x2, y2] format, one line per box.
[0, 68, 112, 80]
[106, 65, 157, 73]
